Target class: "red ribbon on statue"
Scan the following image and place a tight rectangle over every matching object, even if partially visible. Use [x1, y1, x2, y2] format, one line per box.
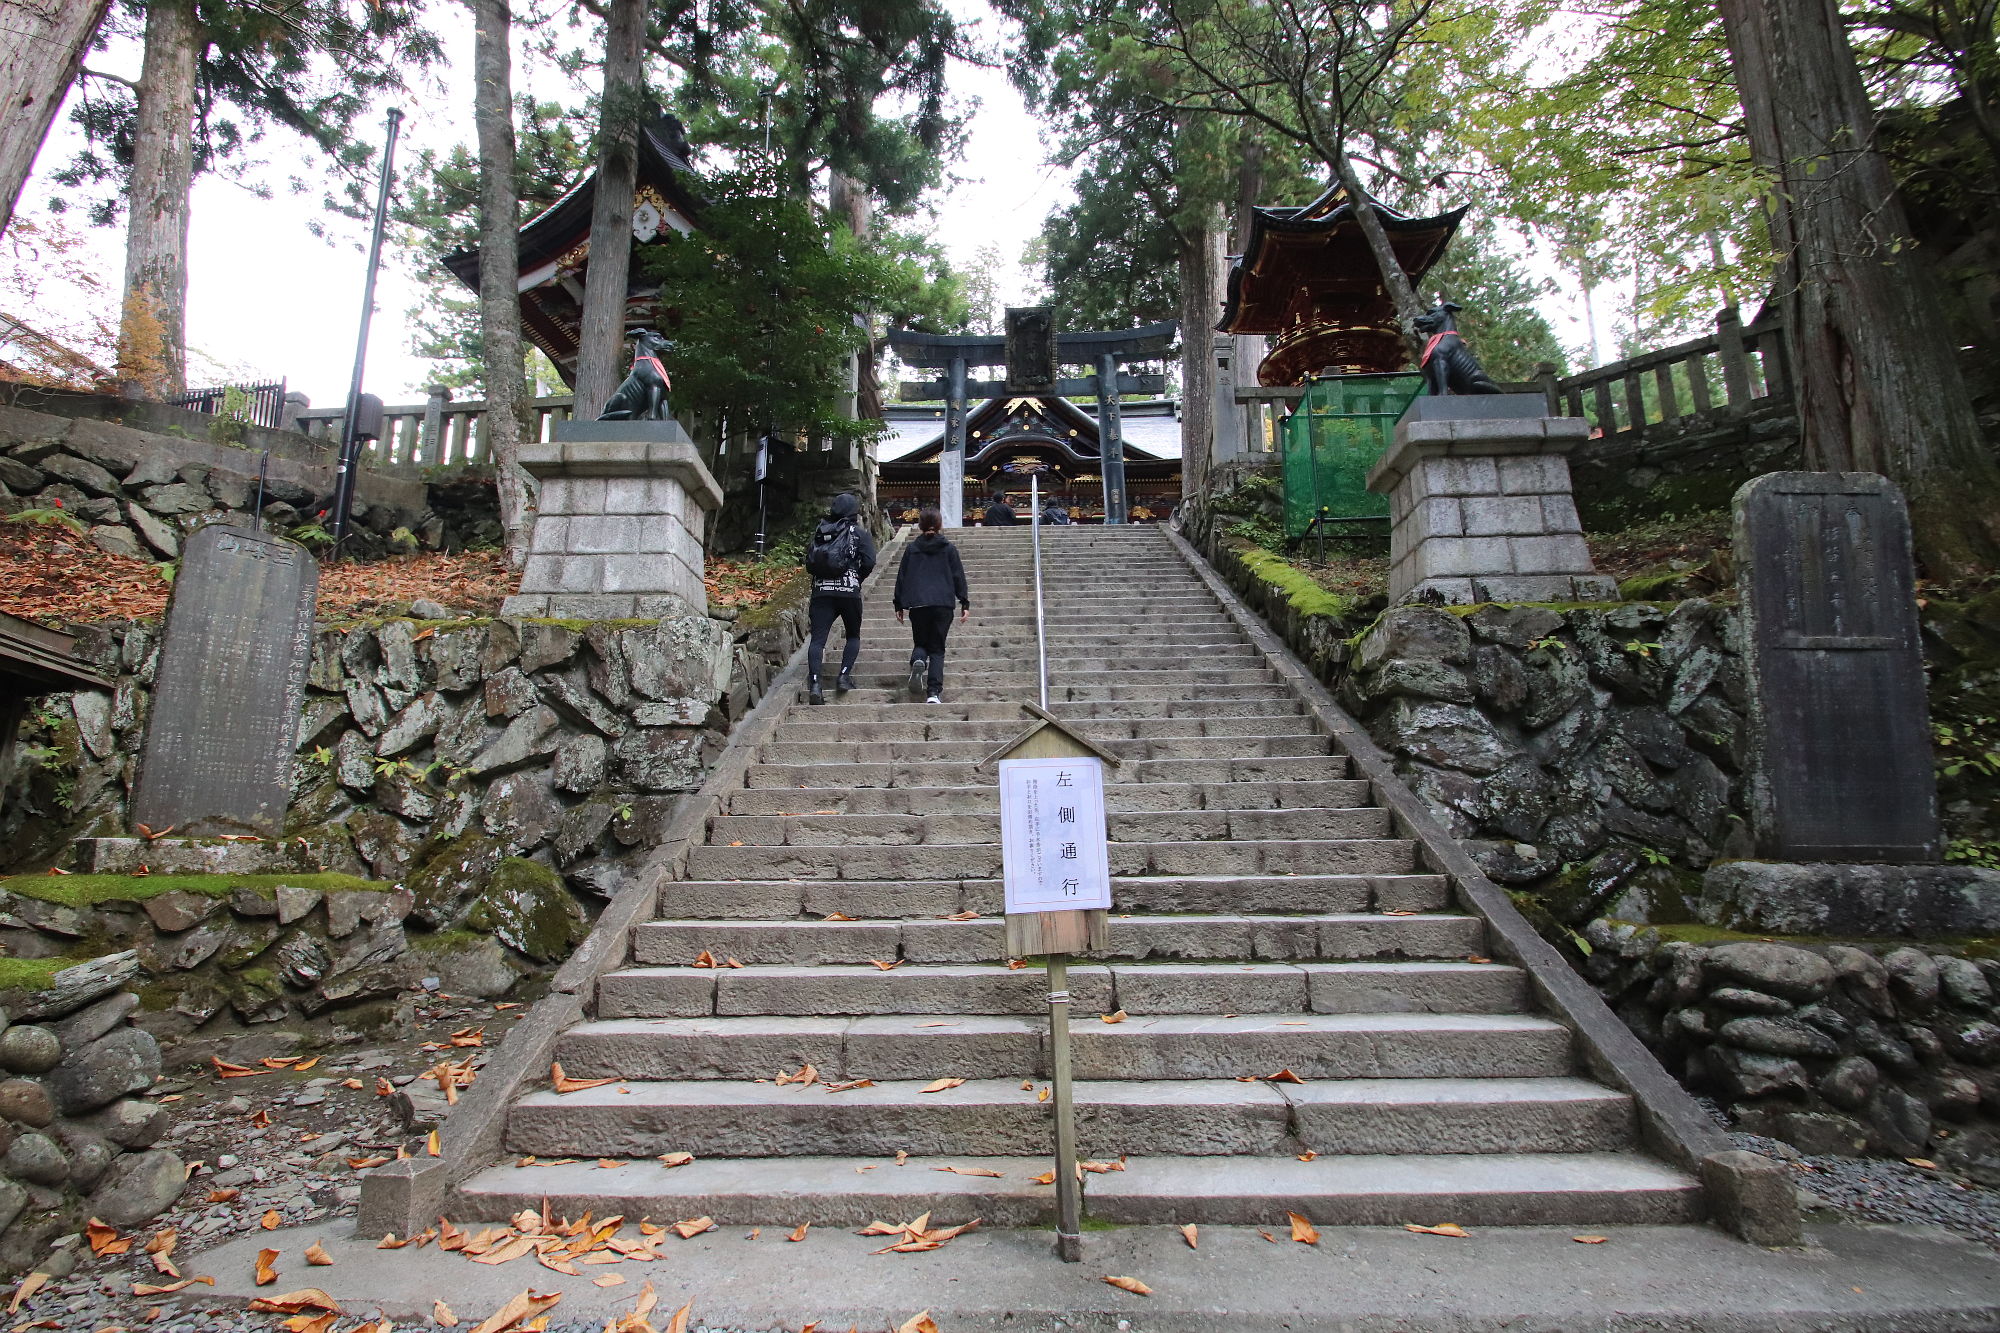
[636, 354, 672, 390]
[1419, 330, 1459, 366]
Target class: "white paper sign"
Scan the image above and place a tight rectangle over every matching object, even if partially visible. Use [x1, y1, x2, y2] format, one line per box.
[998, 756, 1112, 913]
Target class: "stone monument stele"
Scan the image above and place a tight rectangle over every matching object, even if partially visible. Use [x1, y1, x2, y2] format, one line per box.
[1732, 470, 1938, 863]
[131, 524, 318, 838]
[505, 417, 723, 620]
[1367, 394, 1616, 605]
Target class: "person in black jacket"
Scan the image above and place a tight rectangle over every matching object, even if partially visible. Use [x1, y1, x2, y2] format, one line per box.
[893, 507, 969, 703]
[803, 492, 877, 705]
[982, 494, 1018, 526]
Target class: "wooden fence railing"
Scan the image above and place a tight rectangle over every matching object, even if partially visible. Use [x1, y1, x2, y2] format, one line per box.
[291, 389, 580, 474]
[1232, 306, 1793, 455]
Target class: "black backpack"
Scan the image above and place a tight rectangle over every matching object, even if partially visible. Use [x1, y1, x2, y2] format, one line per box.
[805, 520, 860, 580]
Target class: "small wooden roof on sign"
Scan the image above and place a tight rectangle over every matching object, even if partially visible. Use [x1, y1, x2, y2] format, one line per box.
[980, 702, 1124, 770]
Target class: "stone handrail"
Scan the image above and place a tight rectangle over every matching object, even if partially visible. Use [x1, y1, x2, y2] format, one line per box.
[290, 389, 582, 474]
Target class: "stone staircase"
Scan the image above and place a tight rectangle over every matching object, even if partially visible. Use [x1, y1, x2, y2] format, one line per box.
[451, 525, 1702, 1227]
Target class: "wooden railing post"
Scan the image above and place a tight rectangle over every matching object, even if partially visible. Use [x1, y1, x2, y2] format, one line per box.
[1716, 306, 1751, 410]
[1535, 362, 1561, 415]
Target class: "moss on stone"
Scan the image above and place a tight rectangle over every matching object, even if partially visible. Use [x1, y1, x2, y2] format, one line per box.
[0, 871, 385, 908]
[1237, 547, 1354, 621]
[1617, 570, 1694, 601]
[464, 857, 584, 963]
[0, 957, 75, 991]
[409, 927, 485, 953]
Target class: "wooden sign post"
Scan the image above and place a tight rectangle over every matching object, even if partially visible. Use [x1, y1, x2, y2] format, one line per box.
[986, 705, 1116, 1262]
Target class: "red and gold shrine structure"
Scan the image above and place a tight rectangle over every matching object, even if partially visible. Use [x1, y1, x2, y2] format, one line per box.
[1219, 184, 1464, 386]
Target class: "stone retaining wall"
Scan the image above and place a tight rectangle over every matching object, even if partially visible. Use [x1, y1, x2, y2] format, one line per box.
[0, 401, 429, 561]
[1584, 926, 2000, 1174]
[0, 952, 183, 1273]
[1, 587, 814, 1036]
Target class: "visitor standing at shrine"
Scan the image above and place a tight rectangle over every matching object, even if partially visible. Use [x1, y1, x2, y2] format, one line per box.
[803, 492, 877, 706]
[893, 507, 970, 704]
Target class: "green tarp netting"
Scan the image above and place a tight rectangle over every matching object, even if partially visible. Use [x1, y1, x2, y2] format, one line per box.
[1280, 373, 1425, 539]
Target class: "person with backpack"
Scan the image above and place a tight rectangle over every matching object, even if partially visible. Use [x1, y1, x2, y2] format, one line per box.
[893, 506, 970, 704]
[803, 492, 877, 705]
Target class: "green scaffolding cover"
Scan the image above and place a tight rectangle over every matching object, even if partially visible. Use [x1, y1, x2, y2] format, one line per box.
[1280, 373, 1425, 539]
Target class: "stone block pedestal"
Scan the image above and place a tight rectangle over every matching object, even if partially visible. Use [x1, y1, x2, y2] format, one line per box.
[1367, 396, 1615, 605]
[504, 421, 723, 620]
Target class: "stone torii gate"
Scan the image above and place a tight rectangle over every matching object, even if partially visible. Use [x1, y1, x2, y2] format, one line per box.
[888, 309, 1176, 527]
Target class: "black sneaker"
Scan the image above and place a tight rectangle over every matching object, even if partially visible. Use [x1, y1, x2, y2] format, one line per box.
[808, 674, 825, 706]
[836, 670, 855, 694]
[907, 659, 926, 695]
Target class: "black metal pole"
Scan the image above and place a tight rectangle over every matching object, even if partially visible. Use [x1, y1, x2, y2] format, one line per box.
[328, 107, 404, 555]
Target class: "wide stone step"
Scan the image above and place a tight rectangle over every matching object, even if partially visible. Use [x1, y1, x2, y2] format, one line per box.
[788, 698, 1309, 724]
[772, 715, 1314, 746]
[657, 872, 1450, 920]
[719, 778, 1371, 816]
[502, 1076, 1633, 1159]
[631, 913, 1481, 966]
[550, 1012, 1573, 1082]
[682, 835, 1412, 882]
[703, 806, 1386, 847]
[799, 667, 1281, 696]
[813, 682, 1302, 706]
[744, 754, 1354, 788]
[757, 734, 1329, 766]
[452, 1150, 1702, 1228]
[595, 961, 1526, 1019]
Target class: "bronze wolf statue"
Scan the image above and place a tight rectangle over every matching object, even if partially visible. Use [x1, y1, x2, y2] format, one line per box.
[597, 328, 676, 421]
[1413, 302, 1501, 396]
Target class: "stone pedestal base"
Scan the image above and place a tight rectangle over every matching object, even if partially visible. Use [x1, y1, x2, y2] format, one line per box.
[1700, 860, 2000, 936]
[1368, 396, 1615, 605]
[503, 421, 723, 620]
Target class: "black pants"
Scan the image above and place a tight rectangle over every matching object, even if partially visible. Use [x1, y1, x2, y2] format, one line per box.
[907, 605, 954, 692]
[807, 594, 862, 682]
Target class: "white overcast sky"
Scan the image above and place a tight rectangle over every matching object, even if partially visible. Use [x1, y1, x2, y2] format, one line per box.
[11, 3, 1598, 409]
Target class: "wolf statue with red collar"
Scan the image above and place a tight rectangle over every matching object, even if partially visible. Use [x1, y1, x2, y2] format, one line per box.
[597, 328, 676, 420]
[1412, 300, 1502, 396]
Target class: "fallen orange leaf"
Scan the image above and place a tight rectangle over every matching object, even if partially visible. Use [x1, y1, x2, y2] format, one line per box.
[919, 1078, 965, 1093]
[1289, 1212, 1319, 1245]
[1405, 1223, 1469, 1238]
[823, 912, 857, 921]
[211, 1058, 266, 1079]
[468, 1289, 562, 1333]
[304, 1241, 332, 1266]
[85, 1219, 129, 1258]
[787, 1222, 810, 1242]
[246, 1289, 338, 1314]
[1298, 1150, 1319, 1162]
[691, 951, 718, 968]
[1099, 1010, 1127, 1024]
[207, 1188, 240, 1202]
[9, 1273, 48, 1312]
[347, 1156, 390, 1170]
[824, 1078, 874, 1092]
[658, 1151, 695, 1167]
[255, 1249, 280, 1285]
[1264, 1068, 1305, 1084]
[671, 1217, 716, 1239]
[1030, 1170, 1056, 1185]
[593, 1275, 627, 1288]
[251, 1108, 272, 1128]
[261, 1211, 282, 1230]
[933, 1165, 1005, 1177]
[775, 1063, 819, 1087]
[131, 1277, 215, 1296]
[896, 1313, 939, 1333]
[868, 959, 903, 971]
[427, 1130, 442, 1156]
[434, 1300, 458, 1326]
[1573, 1235, 1609, 1244]
[550, 1063, 616, 1094]
[1103, 1276, 1152, 1296]
[1181, 1223, 1198, 1249]
[597, 1159, 626, 1169]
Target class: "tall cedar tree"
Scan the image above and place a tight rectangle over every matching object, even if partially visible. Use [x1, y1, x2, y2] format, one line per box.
[473, 0, 533, 568]
[1718, 0, 2000, 575]
[55, 0, 439, 396]
[573, 0, 645, 417]
[0, 0, 111, 240]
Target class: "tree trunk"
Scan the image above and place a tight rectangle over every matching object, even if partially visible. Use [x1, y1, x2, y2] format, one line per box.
[117, 0, 196, 398]
[1719, 0, 2000, 576]
[1233, 133, 1263, 254]
[1178, 206, 1225, 502]
[0, 0, 111, 240]
[1330, 150, 1425, 361]
[572, 0, 643, 417]
[829, 171, 882, 421]
[474, 0, 532, 570]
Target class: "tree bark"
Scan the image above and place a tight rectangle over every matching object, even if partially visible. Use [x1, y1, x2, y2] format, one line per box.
[572, 0, 643, 417]
[1719, 0, 2000, 576]
[0, 0, 111, 240]
[117, 0, 196, 398]
[1178, 206, 1225, 502]
[474, 0, 533, 569]
[1330, 150, 1426, 361]
[829, 170, 882, 421]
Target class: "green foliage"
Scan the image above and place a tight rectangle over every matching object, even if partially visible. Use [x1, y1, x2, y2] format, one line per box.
[5, 507, 87, 535]
[52, 0, 443, 228]
[1948, 839, 2000, 870]
[638, 158, 960, 445]
[288, 522, 334, 551]
[0, 957, 76, 993]
[1934, 715, 2000, 780]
